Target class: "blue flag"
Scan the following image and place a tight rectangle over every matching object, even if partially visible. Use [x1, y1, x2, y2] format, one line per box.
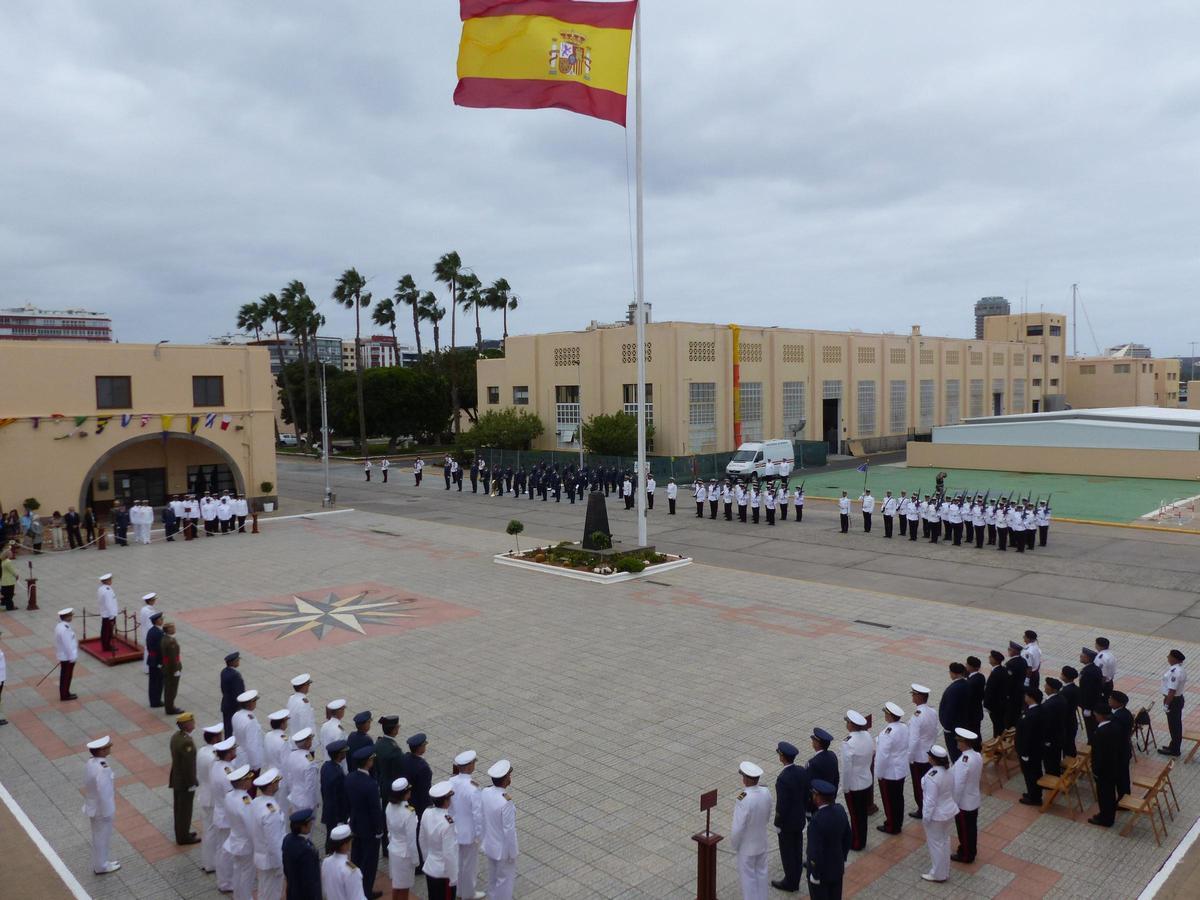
[855, 461, 869, 474]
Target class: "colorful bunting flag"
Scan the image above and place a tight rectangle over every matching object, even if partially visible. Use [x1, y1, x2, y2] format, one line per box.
[162, 414, 174, 431]
[121, 414, 133, 427]
[189, 415, 200, 434]
[220, 414, 232, 431]
[204, 412, 217, 429]
[95, 416, 111, 434]
[140, 414, 151, 427]
[74, 415, 88, 426]
[31, 417, 40, 429]
[0, 417, 17, 429]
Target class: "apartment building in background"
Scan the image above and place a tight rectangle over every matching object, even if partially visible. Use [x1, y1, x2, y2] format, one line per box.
[0, 304, 113, 342]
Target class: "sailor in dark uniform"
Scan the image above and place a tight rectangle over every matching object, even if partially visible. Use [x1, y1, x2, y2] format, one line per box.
[772, 740, 810, 893]
[1088, 706, 1124, 828]
[282, 808, 322, 900]
[219, 651, 245, 737]
[347, 746, 384, 898]
[1108, 690, 1135, 797]
[1078, 647, 1103, 744]
[347, 710, 373, 771]
[805, 728, 840, 805]
[805, 779, 851, 900]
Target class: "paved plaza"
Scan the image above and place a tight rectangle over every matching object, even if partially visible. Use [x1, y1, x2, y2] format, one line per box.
[0, 463, 1198, 898]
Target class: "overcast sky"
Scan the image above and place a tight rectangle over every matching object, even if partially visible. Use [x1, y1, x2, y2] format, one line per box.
[4, 2, 1200, 356]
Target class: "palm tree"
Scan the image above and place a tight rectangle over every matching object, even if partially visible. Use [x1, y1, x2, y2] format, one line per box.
[503, 294, 519, 345]
[394, 274, 422, 357]
[433, 252, 463, 350]
[484, 278, 513, 348]
[236, 301, 267, 341]
[421, 293, 445, 359]
[372, 297, 400, 363]
[458, 272, 485, 354]
[259, 293, 302, 442]
[332, 268, 372, 456]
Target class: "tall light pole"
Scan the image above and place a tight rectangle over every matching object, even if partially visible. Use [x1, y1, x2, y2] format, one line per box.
[575, 357, 584, 467]
[319, 360, 332, 507]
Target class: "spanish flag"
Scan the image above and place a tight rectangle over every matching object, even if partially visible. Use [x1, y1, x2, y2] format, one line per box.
[455, 0, 637, 126]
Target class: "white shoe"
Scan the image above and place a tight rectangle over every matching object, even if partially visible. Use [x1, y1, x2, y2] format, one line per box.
[473, 894, 487, 899]
[921, 873, 945, 883]
[95, 861, 121, 874]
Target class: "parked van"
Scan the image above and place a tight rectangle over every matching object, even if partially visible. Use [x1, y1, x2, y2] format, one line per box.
[725, 439, 794, 480]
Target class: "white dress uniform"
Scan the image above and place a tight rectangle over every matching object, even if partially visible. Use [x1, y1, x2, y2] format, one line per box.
[666, 481, 678, 502]
[232, 709, 265, 771]
[386, 801, 419, 890]
[882, 495, 897, 517]
[951, 749, 982, 813]
[859, 493, 876, 514]
[321, 851, 367, 900]
[1096, 649, 1117, 685]
[251, 793, 287, 900]
[907, 704, 939, 766]
[264, 730, 291, 801]
[223, 787, 256, 900]
[793, 487, 804, 513]
[197, 742, 218, 871]
[319, 717, 345, 763]
[137, 603, 155, 672]
[420, 806, 460, 886]
[83, 754, 116, 874]
[481, 785, 519, 900]
[875, 720, 909, 781]
[97, 583, 118, 621]
[450, 772, 485, 897]
[1022, 641, 1042, 686]
[210, 760, 236, 892]
[55, 619, 79, 664]
[729, 783, 772, 900]
[837, 496, 850, 515]
[288, 691, 316, 737]
[920, 766, 959, 882]
[287, 745, 321, 814]
[906, 497, 920, 525]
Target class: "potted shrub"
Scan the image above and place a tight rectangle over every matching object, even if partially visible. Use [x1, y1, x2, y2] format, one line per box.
[506, 519, 524, 555]
[260, 481, 275, 513]
[23, 498, 41, 513]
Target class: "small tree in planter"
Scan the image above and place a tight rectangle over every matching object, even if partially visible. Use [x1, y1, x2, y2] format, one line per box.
[23, 498, 41, 513]
[588, 531, 612, 550]
[260, 482, 276, 513]
[261, 481, 274, 494]
[506, 519, 524, 555]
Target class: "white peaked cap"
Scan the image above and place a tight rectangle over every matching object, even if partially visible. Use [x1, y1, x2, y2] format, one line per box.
[429, 781, 453, 799]
[884, 702, 905, 718]
[227, 764, 252, 781]
[454, 750, 477, 766]
[142, 592, 157, 601]
[327, 698, 346, 710]
[98, 573, 113, 581]
[391, 777, 410, 792]
[253, 768, 280, 787]
[214, 737, 237, 752]
[845, 710, 867, 727]
[292, 727, 313, 743]
[291, 673, 311, 687]
[237, 689, 258, 703]
[268, 709, 289, 722]
[739, 761, 764, 778]
[58, 607, 74, 617]
[86, 736, 111, 750]
[203, 724, 224, 736]
[928, 745, 949, 759]
[911, 683, 931, 694]
[954, 728, 979, 741]
[487, 759, 512, 780]
[330, 824, 352, 841]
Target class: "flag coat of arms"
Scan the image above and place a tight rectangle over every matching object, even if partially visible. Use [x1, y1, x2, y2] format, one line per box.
[455, 0, 638, 126]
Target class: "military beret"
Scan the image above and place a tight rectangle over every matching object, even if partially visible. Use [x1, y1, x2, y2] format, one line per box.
[290, 808, 314, 824]
[379, 715, 399, 728]
[175, 712, 194, 725]
[776, 741, 799, 760]
[1081, 647, 1097, 659]
[352, 746, 375, 762]
[1170, 649, 1186, 662]
[224, 652, 240, 664]
[406, 732, 427, 749]
[353, 711, 372, 726]
[1110, 691, 1129, 704]
[811, 779, 836, 796]
[326, 739, 348, 754]
[1008, 641, 1023, 652]
[811, 728, 833, 744]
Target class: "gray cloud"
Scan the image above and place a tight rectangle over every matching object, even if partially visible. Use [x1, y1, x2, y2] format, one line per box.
[2, 1, 1198, 355]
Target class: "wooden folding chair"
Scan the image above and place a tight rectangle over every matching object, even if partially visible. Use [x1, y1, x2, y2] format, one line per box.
[1134, 704, 1158, 754]
[1183, 730, 1200, 763]
[1118, 779, 1166, 846]
[982, 729, 1015, 791]
[1133, 760, 1178, 821]
[1070, 746, 1096, 797]
[1037, 755, 1084, 814]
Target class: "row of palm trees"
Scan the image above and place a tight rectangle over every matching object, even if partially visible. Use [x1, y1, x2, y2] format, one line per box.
[237, 253, 518, 453]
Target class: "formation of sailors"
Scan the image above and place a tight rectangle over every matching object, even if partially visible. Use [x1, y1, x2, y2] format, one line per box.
[111, 493, 250, 545]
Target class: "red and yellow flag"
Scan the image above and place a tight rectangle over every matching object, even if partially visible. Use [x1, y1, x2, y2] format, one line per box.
[455, 0, 637, 126]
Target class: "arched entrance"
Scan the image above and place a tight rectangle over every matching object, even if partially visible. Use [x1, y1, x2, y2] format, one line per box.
[79, 433, 246, 514]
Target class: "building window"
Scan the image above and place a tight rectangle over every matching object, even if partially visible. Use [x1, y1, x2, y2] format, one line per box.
[944, 379, 960, 425]
[1014, 353, 1024, 367]
[1050, 355, 1060, 364]
[621, 342, 652, 364]
[1113, 364, 1131, 374]
[553, 346, 580, 367]
[969, 379, 984, 418]
[1026, 325, 1044, 337]
[822, 345, 842, 364]
[512, 385, 529, 405]
[486, 386, 500, 404]
[970, 351, 983, 367]
[1013, 379, 1025, 412]
[782, 381, 806, 436]
[919, 380, 935, 430]
[993, 352, 1005, 366]
[1032, 378, 1042, 387]
[96, 375, 132, 409]
[1078, 365, 1095, 375]
[782, 344, 805, 364]
[1031, 354, 1042, 363]
[1049, 325, 1062, 336]
[622, 383, 654, 429]
[1050, 378, 1059, 387]
[945, 350, 960, 366]
[857, 346, 876, 365]
[740, 382, 763, 441]
[889, 380, 907, 434]
[688, 341, 715, 362]
[555, 385, 580, 447]
[822, 379, 842, 400]
[688, 382, 717, 452]
[857, 381, 876, 436]
[1142, 363, 1148, 373]
[920, 349, 935, 366]
[192, 375, 224, 407]
[890, 348, 907, 365]
[739, 343, 763, 363]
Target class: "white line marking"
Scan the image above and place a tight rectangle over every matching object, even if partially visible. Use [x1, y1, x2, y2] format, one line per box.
[1138, 813, 1200, 899]
[0, 779, 91, 899]
[1140, 493, 1200, 520]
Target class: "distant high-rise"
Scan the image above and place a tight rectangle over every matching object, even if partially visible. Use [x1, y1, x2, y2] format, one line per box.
[0, 304, 112, 342]
[974, 296, 1011, 339]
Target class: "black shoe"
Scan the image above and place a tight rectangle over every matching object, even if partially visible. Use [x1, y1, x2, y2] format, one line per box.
[369, 893, 383, 900]
[1087, 816, 1112, 827]
[179, 835, 201, 845]
[64, 693, 78, 701]
[1157, 748, 1180, 757]
[1019, 796, 1040, 806]
[0, 719, 8, 726]
[876, 824, 898, 834]
[770, 880, 798, 892]
[908, 811, 923, 819]
[951, 852, 967, 863]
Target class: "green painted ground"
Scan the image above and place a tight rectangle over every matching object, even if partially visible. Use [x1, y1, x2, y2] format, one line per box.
[799, 464, 1200, 523]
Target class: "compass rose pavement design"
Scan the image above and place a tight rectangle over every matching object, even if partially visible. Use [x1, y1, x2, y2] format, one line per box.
[177, 581, 479, 659]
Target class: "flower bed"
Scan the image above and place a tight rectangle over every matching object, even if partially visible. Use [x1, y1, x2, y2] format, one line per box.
[494, 541, 691, 583]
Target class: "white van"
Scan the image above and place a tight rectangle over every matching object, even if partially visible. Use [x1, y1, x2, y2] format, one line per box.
[725, 440, 794, 480]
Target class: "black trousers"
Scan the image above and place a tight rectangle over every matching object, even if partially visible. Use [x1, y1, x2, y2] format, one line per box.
[1042, 743, 1062, 776]
[0, 584, 14, 611]
[739, 505, 747, 522]
[899, 516, 907, 536]
[1167, 695, 1185, 753]
[975, 527, 985, 548]
[909, 521, 919, 540]
[883, 515, 893, 538]
[647, 493, 654, 509]
[59, 660, 75, 700]
[1039, 525, 1049, 546]
[351, 835, 380, 897]
[1020, 756, 1042, 801]
[753, 507, 760, 523]
[1014, 530, 1025, 552]
[862, 512, 871, 532]
[777, 829, 803, 890]
[987, 524, 996, 545]
[766, 507, 775, 525]
[709, 500, 718, 519]
[952, 523, 962, 545]
[929, 522, 939, 543]
[844, 788, 871, 850]
[964, 522, 974, 543]
[724, 502, 733, 521]
[922, 520, 929, 538]
[780, 503, 787, 520]
[67, 526, 83, 548]
[424, 874, 455, 899]
[988, 707, 1007, 739]
[878, 777, 904, 833]
[807, 876, 843, 900]
[383, 468, 389, 483]
[944, 731, 962, 762]
[997, 529, 1007, 550]
[840, 513, 848, 533]
[696, 502, 704, 518]
[795, 506, 803, 521]
[954, 809, 978, 861]
[668, 498, 676, 515]
[100, 617, 115, 652]
[909, 762, 931, 811]
[1095, 775, 1118, 825]
[148, 667, 164, 707]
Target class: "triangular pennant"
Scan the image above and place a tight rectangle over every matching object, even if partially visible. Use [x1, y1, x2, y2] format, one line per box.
[140, 414, 151, 427]
[204, 412, 217, 429]
[161, 414, 174, 431]
[120, 414, 132, 427]
[95, 416, 111, 434]
[189, 415, 200, 434]
[74, 415, 88, 427]
[220, 414, 232, 431]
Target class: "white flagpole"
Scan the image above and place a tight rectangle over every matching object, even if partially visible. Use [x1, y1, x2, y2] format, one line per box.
[634, 3, 647, 548]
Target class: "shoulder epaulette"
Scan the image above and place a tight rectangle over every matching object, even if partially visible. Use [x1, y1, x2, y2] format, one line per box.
[736, 790, 746, 800]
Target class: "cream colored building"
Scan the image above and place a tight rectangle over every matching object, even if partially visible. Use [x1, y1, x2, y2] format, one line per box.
[475, 312, 1068, 455]
[0, 342, 277, 518]
[1064, 356, 1181, 409]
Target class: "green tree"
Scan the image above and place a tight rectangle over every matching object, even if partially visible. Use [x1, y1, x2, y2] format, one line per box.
[236, 301, 267, 341]
[421, 293, 445, 358]
[281, 280, 321, 446]
[277, 362, 346, 435]
[581, 411, 655, 456]
[332, 268, 372, 455]
[459, 407, 544, 450]
[483, 278, 516, 346]
[326, 366, 451, 449]
[372, 297, 400, 360]
[433, 252, 465, 434]
[458, 271, 485, 354]
[257, 292, 301, 442]
[393, 274, 423, 356]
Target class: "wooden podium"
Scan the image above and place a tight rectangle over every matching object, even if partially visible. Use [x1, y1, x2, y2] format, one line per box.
[693, 789, 723, 900]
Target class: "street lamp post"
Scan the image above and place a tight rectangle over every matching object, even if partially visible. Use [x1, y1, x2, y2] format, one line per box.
[576, 358, 584, 468]
[319, 361, 332, 507]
